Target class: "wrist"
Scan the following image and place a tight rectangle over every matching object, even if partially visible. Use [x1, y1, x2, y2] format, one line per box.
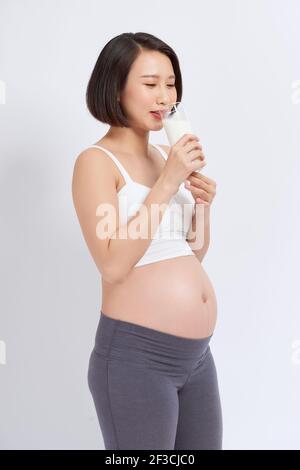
[157, 172, 179, 195]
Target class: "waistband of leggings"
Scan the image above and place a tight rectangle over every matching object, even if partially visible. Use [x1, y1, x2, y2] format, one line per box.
[99, 310, 213, 353]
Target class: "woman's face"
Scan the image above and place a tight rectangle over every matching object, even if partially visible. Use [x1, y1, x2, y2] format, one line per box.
[119, 50, 178, 130]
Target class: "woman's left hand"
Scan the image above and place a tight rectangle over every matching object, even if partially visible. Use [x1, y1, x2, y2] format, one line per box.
[184, 171, 217, 206]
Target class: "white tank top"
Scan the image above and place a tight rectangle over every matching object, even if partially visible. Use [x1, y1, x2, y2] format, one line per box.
[87, 143, 196, 267]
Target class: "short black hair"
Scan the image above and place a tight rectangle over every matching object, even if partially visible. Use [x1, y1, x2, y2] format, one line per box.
[86, 32, 182, 127]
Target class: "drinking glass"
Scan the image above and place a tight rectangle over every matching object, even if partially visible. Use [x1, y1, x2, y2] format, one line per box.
[161, 102, 202, 173]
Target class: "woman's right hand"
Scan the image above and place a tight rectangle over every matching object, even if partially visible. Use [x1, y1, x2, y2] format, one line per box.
[162, 134, 207, 192]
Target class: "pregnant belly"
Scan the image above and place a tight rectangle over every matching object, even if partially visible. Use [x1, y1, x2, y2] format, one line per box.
[101, 255, 218, 339]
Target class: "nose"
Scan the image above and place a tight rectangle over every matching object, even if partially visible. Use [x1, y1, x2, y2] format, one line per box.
[156, 99, 172, 110]
[156, 92, 172, 108]
[157, 98, 168, 107]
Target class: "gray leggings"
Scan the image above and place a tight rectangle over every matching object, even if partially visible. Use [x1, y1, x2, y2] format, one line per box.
[88, 311, 223, 450]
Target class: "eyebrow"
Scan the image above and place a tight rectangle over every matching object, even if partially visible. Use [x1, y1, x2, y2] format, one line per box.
[140, 74, 175, 79]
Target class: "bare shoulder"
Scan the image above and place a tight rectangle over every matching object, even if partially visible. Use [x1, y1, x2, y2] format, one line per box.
[73, 146, 113, 169]
[72, 146, 119, 186]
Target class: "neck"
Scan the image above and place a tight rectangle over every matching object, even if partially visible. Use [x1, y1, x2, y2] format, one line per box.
[104, 126, 151, 158]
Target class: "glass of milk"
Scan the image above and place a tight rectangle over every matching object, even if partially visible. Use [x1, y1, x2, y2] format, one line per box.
[161, 102, 193, 144]
[161, 102, 202, 173]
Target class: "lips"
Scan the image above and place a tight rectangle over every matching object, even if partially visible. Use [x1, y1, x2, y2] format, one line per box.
[150, 111, 162, 120]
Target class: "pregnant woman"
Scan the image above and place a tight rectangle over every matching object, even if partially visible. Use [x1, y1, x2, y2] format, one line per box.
[72, 32, 223, 450]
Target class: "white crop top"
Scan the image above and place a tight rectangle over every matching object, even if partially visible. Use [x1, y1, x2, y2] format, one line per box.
[88, 143, 196, 267]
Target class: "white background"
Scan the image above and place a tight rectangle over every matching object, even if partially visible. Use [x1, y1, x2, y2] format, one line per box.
[0, 0, 299, 450]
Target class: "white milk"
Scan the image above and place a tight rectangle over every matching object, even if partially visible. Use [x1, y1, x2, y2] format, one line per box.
[162, 118, 202, 173]
[162, 118, 193, 146]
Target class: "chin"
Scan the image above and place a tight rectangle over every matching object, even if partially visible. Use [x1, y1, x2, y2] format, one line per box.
[148, 125, 163, 132]
[149, 119, 164, 129]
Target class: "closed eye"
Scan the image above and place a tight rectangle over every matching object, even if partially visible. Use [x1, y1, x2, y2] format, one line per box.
[145, 84, 175, 87]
